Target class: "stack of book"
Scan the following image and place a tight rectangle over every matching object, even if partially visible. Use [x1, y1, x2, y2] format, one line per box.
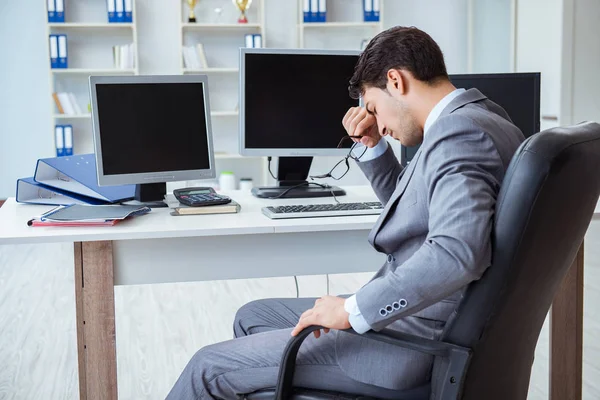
[52, 92, 82, 115]
[164, 194, 241, 216]
[182, 44, 209, 70]
[16, 154, 136, 206]
[113, 44, 136, 69]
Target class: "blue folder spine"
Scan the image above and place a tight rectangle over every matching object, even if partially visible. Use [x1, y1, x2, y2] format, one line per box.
[47, 0, 56, 22]
[107, 0, 116, 23]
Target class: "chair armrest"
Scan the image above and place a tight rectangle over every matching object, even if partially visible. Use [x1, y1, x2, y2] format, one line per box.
[273, 326, 471, 400]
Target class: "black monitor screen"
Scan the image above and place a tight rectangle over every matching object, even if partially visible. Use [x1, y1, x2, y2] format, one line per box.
[403, 73, 541, 163]
[244, 53, 359, 149]
[95, 83, 210, 175]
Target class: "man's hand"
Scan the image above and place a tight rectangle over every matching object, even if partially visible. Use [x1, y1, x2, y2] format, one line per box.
[342, 107, 380, 148]
[291, 295, 351, 338]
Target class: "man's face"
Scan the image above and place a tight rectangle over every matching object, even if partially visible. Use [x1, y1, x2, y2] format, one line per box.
[362, 86, 423, 147]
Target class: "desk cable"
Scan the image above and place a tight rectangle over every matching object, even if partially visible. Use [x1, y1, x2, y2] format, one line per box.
[293, 276, 299, 298]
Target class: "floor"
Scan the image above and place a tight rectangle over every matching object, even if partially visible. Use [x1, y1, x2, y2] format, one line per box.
[0, 220, 598, 399]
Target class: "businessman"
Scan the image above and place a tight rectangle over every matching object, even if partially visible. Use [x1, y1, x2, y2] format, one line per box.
[168, 26, 525, 398]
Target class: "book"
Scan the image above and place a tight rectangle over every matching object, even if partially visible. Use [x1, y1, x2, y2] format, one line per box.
[170, 200, 241, 216]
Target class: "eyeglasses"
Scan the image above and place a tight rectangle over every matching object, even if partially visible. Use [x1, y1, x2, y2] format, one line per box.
[310, 136, 368, 181]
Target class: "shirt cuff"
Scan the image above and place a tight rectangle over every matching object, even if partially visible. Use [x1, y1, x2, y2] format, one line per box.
[344, 295, 372, 334]
[351, 138, 388, 162]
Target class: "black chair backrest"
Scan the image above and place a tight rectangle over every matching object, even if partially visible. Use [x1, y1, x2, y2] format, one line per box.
[433, 122, 600, 399]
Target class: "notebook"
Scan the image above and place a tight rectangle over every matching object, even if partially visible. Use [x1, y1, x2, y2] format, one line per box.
[170, 200, 241, 216]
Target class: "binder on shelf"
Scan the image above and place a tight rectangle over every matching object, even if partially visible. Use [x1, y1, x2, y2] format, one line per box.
[245, 34, 254, 48]
[49, 35, 58, 68]
[68, 93, 82, 114]
[116, 0, 124, 22]
[318, 0, 326, 22]
[373, 0, 380, 22]
[55, 125, 65, 157]
[363, 0, 373, 22]
[16, 177, 107, 206]
[303, 0, 310, 23]
[252, 34, 262, 49]
[57, 92, 75, 115]
[310, 0, 318, 22]
[107, 0, 116, 23]
[47, 0, 56, 22]
[55, 0, 65, 23]
[63, 125, 74, 156]
[34, 154, 136, 203]
[57, 34, 68, 68]
[124, 0, 133, 22]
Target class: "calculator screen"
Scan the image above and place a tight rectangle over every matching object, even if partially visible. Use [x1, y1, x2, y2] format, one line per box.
[187, 189, 212, 195]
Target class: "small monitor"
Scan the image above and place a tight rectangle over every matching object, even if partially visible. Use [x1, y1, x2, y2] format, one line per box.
[89, 75, 215, 206]
[240, 48, 360, 198]
[401, 73, 541, 165]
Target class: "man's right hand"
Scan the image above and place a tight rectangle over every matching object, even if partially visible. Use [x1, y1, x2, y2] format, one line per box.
[342, 107, 380, 148]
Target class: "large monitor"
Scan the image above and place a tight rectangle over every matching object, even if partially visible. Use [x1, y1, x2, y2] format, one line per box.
[401, 73, 541, 165]
[89, 75, 215, 207]
[240, 48, 360, 198]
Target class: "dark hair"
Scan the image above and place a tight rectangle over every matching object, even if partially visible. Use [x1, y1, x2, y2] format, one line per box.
[348, 26, 448, 99]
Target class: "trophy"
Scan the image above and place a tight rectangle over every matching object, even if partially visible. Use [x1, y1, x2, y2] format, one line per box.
[187, 0, 198, 23]
[232, 0, 252, 24]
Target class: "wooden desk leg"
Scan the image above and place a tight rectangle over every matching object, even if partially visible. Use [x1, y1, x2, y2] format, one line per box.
[74, 241, 118, 400]
[550, 242, 584, 400]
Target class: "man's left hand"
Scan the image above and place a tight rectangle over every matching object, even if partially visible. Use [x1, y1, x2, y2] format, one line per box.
[291, 295, 351, 338]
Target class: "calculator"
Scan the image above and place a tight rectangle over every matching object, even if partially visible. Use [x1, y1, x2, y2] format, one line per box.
[173, 187, 232, 207]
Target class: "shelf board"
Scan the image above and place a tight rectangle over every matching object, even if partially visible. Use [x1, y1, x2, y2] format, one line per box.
[301, 22, 381, 28]
[182, 23, 262, 29]
[211, 111, 239, 117]
[51, 68, 136, 75]
[48, 23, 134, 29]
[54, 114, 91, 119]
[183, 68, 239, 73]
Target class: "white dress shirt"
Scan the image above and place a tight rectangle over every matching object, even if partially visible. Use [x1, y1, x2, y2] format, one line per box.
[345, 88, 466, 334]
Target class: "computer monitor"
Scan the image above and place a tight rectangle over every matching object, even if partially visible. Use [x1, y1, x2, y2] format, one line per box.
[89, 75, 216, 207]
[240, 48, 360, 198]
[400, 73, 541, 165]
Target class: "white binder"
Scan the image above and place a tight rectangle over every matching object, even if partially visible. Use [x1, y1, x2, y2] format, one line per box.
[49, 35, 58, 68]
[253, 34, 262, 49]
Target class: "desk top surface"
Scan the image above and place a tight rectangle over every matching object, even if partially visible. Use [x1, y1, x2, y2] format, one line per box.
[0, 186, 380, 245]
[1, 186, 599, 245]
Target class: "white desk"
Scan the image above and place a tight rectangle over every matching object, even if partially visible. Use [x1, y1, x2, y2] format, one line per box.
[0, 186, 596, 400]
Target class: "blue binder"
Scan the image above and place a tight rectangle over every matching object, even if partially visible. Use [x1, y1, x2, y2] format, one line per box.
[57, 34, 68, 68]
[55, 125, 65, 157]
[116, 0, 125, 22]
[63, 124, 74, 156]
[47, 0, 56, 22]
[303, 0, 310, 23]
[49, 35, 59, 69]
[55, 0, 65, 23]
[124, 0, 133, 23]
[363, 0, 373, 22]
[373, 0, 380, 22]
[310, 0, 318, 22]
[34, 154, 136, 203]
[318, 0, 326, 22]
[107, 0, 116, 23]
[16, 177, 107, 206]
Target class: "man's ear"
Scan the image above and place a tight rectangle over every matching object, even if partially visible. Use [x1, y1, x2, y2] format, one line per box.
[386, 69, 407, 95]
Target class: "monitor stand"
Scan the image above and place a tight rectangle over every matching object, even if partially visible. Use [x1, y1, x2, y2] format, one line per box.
[130, 182, 169, 208]
[251, 156, 346, 199]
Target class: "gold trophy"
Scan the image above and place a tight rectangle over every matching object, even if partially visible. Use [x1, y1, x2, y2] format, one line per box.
[187, 0, 198, 23]
[232, 0, 252, 24]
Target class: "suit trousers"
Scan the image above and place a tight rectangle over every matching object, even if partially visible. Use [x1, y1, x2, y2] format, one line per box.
[166, 297, 409, 399]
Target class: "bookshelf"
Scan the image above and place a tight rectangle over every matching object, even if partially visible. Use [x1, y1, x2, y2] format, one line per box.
[297, 0, 384, 49]
[45, 0, 139, 156]
[179, 0, 269, 186]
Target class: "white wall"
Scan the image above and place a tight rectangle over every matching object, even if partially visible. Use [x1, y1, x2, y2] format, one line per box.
[0, 0, 470, 198]
[0, 0, 54, 199]
[515, 0, 563, 130]
[472, 0, 512, 73]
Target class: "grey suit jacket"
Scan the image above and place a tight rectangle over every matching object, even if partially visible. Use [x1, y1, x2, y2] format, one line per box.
[334, 89, 525, 390]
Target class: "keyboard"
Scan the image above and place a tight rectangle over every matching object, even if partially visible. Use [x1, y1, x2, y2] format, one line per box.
[261, 201, 383, 219]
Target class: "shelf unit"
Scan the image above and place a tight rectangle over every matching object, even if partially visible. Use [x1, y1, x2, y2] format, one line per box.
[297, 0, 384, 49]
[179, 0, 269, 183]
[45, 0, 139, 156]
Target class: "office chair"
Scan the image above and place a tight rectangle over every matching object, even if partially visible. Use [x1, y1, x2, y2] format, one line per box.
[245, 122, 600, 400]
